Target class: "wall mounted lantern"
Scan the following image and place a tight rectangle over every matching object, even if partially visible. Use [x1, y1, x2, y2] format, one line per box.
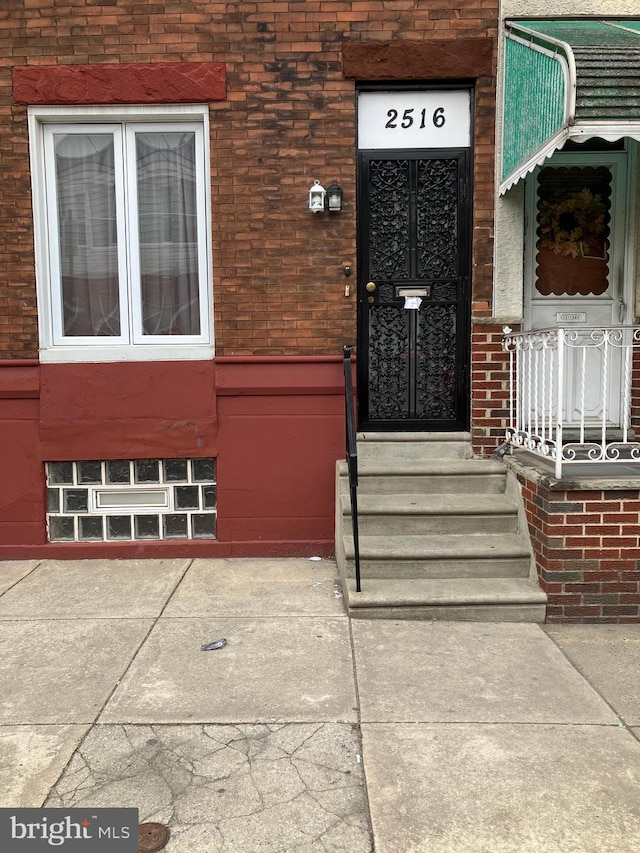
[326, 182, 343, 213]
[308, 180, 326, 213]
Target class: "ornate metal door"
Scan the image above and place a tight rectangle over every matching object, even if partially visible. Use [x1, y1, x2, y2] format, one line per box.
[357, 151, 471, 431]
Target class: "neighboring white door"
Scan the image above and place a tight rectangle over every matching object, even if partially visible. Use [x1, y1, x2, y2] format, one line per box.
[524, 151, 634, 428]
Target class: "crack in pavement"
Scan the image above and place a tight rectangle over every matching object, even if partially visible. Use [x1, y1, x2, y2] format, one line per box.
[44, 722, 372, 852]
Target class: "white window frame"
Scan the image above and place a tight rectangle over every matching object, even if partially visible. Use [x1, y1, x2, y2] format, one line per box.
[29, 104, 214, 363]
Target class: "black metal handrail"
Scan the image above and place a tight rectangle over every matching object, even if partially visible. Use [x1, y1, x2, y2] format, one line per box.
[342, 345, 361, 593]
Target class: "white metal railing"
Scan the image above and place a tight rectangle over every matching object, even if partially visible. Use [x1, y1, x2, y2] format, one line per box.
[503, 326, 640, 478]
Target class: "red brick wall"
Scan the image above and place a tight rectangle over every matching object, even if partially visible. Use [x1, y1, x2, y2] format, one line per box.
[517, 475, 640, 623]
[471, 322, 515, 456]
[1, 0, 497, 360]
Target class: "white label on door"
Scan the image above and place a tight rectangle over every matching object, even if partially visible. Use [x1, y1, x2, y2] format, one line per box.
[556, 312, 587, 323]
[358, 90, 471, 150]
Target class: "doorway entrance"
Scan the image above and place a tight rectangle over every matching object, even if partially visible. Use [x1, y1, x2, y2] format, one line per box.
[524, 150, 635, 428]
[356, 88, 473, 431]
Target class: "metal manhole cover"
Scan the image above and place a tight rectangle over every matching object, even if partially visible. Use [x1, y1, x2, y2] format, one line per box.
[139, 822, 170, 852]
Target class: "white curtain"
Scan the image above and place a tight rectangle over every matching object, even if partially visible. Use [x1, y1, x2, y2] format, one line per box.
[136, 132, 200, 336]
[55, 133, 121, 336]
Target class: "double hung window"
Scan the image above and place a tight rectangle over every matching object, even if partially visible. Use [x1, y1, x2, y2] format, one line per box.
[29, 106, 213, 361]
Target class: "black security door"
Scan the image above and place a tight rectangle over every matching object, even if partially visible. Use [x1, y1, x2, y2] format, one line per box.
[357, 150, 471, 431]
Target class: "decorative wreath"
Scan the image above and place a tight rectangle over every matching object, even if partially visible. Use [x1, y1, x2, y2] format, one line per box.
[537, 188, 608, 258]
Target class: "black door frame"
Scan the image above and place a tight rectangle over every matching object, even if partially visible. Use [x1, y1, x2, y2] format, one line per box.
[355, 84, 473, 432]
[355, 82, 474, 433]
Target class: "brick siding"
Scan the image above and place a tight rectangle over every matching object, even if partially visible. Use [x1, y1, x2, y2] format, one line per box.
[1, 0, 497, 359]
[471, 322, 515, 456]
[516, 474, 640, 623]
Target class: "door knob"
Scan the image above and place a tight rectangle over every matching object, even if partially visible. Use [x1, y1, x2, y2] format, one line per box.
[366, 281, 376, 292]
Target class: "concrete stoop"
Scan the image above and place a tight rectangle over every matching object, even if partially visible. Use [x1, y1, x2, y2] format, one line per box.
[335, 433, 547, 622]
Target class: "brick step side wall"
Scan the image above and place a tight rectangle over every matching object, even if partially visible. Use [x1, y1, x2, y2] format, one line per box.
[471, 322, 516, 457]
[512, 465, 640, 623]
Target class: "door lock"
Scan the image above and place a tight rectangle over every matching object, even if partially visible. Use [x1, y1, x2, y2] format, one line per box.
[366, 281, 377, 292]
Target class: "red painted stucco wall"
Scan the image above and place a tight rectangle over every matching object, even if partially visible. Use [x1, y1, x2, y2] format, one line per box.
[39, 361, 218, 461]
[215, 358, 345, 550]
[0, 358, 344, 558]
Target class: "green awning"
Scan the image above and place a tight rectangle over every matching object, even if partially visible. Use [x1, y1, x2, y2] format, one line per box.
[501, 19, 640, 193]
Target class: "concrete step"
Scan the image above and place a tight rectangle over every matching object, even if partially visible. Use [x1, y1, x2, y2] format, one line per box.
[334, 445, 547, 622]
[338, 493, 520, 535]
[356, 432, 473, 461]
[336, 459, 507, 495]
[342, 533, 532, 579]
[343, 576, 547, 622]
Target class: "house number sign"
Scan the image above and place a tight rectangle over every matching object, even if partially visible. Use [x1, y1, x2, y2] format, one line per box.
[357, 90, 471, 150]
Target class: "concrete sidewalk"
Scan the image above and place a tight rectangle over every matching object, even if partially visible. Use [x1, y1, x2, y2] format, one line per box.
[0, 558, 639, 852]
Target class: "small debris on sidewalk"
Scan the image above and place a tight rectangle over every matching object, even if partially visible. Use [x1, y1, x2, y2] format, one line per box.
[201, 639, 227, 651]
[308, 556, 322, 561]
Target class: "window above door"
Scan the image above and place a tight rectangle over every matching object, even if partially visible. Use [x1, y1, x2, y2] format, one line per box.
[29, 105, 214, 363]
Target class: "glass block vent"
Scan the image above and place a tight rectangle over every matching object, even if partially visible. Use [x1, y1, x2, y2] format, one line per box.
[46, 458, 217, 542]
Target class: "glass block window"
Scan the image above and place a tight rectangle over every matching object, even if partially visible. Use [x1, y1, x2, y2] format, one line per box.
[46, 458, 217, 542]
